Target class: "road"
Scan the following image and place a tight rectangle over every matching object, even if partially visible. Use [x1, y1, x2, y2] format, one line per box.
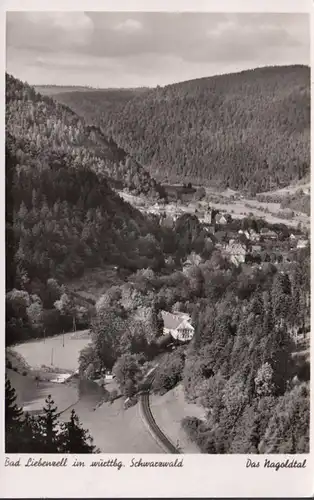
[139, 367, 180, 454]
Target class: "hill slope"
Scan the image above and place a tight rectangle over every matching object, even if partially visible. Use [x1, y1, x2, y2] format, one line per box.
[54, 88, 149, 127]
[6, 75, 165, 290]
[7, 74, 164, 199]
[54, 65, 310, 193]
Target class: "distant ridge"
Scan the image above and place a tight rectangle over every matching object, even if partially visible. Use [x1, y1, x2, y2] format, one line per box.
[52, 64, 310, 194]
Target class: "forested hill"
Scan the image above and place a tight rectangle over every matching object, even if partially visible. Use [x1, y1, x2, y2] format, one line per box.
[49, 87, 149, 123]
[6, 74, 164, 199]
[54, 65, 310, 193]
[5, 76, 167, 291]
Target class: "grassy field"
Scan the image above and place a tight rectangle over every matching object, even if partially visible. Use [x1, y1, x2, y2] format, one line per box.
[12, 330, 91, 372]
[150, 384, 206, 453]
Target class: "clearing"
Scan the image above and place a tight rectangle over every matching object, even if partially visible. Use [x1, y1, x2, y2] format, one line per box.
[11, 330, 91, 372]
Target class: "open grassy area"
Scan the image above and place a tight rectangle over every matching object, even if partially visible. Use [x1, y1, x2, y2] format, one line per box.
[12, 330, 91, 372]
[149, 383, 206, 453]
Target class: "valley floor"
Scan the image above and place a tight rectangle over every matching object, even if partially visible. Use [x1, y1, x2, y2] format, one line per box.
[8, 331, 200, 454]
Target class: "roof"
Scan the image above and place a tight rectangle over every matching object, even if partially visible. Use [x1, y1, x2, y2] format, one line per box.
[161, 311, 192, 330]
[225, 242, 247, 254]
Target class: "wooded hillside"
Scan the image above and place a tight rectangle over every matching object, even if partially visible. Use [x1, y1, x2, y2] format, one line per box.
[6, 75, 166, 290]
[54, 65, 310, 193]
[6, 74, 164, 199]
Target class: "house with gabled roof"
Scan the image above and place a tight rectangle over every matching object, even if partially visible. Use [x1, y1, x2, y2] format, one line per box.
[224, 240, 247, 266]
[161, 311, 194, 342]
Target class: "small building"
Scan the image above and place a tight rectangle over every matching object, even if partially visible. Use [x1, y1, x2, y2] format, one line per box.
[297, 239, 309, 249]
[260, 228, 277, 239]
[224, 241, 247, 266]
[161, 311, 194, 342]
[216, 213, 231, 225]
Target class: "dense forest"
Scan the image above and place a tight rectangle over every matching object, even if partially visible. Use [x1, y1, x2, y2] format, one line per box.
[54, 87, 149, 122]
[5, 75, 167, 345]
[81, 242, 310, 453]
[6, 74, 164, 199]
[54, 65, 310, 193]
[5, 72, 310, 455]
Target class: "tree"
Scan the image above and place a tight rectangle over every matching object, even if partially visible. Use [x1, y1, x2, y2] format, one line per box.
[259, 384, 309, 454]
[5, 377, 24, 452]
[59, 409, 99, 453]
[254, 362, 275, 397]
[54, 293, 76, 331]
[37, 395, 60, 453]
[150, 302, 164, 338]
[45, 278, 62, 308]
[112, 353, 143, 396]
[27, 300, 43, 331]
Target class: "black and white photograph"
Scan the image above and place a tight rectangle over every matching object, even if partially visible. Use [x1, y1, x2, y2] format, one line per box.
[4, 8, 311, 461]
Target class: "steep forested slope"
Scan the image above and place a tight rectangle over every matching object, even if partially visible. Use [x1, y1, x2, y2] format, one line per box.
[55, 65, 310, 193]
[6, 74, 164, 198]
[6, 75, 166, 290]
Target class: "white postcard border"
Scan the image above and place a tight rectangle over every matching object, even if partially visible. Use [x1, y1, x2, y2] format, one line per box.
[0, 0, 313, 498]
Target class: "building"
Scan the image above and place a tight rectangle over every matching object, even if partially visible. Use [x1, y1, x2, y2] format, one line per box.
[297, 239, 309, 249]
[260, 228, 277, 239]
[224, 240, 247, 266]
[216, 214, 230, 225]
[161, 311, 195, 342]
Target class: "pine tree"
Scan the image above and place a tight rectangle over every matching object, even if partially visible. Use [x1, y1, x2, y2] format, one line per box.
[5, 377, 24, 452]
[37, 395, 60, 452]
[59, 409, 98, 453]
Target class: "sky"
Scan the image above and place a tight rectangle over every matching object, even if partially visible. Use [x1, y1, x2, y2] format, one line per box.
[6, 12, 310, 88]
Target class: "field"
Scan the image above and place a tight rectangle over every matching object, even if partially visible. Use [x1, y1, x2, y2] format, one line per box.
[12, 330, 91, 372]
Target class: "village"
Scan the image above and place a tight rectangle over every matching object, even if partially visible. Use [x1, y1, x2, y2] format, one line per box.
[119, 190, 310, 271]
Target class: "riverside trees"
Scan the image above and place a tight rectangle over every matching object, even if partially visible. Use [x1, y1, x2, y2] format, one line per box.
[5, 378, 98, 453]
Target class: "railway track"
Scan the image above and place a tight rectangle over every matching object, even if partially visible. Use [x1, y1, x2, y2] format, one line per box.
[140, 389, 180, 454]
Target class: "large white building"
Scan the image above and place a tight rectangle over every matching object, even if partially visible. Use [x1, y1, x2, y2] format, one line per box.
[161, 311, 195, 342]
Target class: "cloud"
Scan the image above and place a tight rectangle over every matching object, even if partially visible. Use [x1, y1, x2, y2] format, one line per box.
[6, 12, 310, 88]
[114, 18, 143, 33]
[7, 12, 94, 51]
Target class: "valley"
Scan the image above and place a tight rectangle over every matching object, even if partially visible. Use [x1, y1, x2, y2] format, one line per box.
[5, 67, 310, 456]
[119, 185, 310, 231]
